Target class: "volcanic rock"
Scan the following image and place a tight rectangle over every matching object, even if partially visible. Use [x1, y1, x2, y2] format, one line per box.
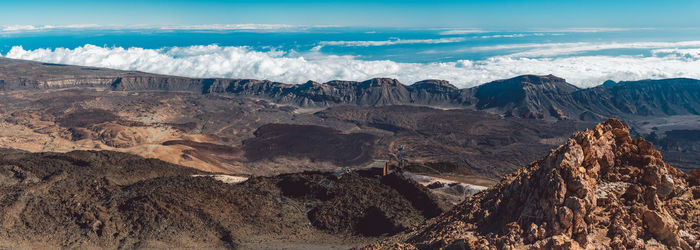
[370, 118, 700, 249]
[0, 150, 446, 248]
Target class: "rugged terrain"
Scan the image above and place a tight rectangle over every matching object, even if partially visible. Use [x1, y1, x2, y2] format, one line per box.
[1, 57, 697, 174]
[0, 84, 585, 179]
[1, 56, 699, 249]
[370, 118, 700, 249]
[0, 149, 446, 248]
[2, 118, 696, 248]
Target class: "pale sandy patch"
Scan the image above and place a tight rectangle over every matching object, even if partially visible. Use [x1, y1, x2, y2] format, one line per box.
[192, 174, 249, 184]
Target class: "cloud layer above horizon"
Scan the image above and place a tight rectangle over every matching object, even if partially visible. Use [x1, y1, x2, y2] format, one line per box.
[0, 24, 338, 34]
[5, 43, 700, 88]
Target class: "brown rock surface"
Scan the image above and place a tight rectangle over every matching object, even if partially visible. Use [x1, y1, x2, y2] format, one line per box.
[0, 150, 446, 248]
[371, 118, 700, 249]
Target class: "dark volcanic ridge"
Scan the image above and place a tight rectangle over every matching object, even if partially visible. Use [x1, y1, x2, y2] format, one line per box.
[1, 57, 699, 121]
[370, 118, 700, 249]
[0, 149, 446, 248]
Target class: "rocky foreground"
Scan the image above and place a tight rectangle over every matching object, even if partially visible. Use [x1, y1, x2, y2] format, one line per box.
[0, 149, 446, 248]
[370, 118, 700, 249]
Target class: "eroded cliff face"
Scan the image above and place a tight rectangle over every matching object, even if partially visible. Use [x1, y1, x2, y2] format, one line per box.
[112, 76, 468, 107]
[208, 78, 447, 107]
[110, 76, 209, 92]
[371, 118, 700, 249]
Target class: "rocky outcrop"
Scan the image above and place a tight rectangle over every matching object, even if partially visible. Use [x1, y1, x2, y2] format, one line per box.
[373, 118, 700, 249]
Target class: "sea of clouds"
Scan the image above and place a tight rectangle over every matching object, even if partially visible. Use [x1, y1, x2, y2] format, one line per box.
[4, 42, 700, 88]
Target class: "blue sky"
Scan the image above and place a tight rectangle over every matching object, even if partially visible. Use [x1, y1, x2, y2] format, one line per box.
[1, 0, 699, 28]
[3, 1, 700, 87]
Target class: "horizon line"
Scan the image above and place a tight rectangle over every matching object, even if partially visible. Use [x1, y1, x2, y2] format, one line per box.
[4, 24, 700, 34]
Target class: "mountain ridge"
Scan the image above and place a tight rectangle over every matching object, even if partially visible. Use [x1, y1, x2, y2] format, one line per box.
[2, 57, 698, 121]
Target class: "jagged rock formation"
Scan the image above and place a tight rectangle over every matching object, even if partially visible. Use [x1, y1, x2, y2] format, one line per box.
[2, 57, 699, 121]
[371, 118, 700, 249]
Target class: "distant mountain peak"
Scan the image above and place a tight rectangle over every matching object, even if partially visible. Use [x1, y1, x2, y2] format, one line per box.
[302, 80, 320, 85]
[410, 79, 458, 91]
[481, 74, 579, 93]
[513, 74, 568, 85]
[472, 74, 581, 119]
[602, 79, 619, 87]
[360, 78, 403, 87]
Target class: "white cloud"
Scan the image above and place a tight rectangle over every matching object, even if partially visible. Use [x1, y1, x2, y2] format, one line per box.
[43, 24, 103, 29]
[162, 24, 293, 30]
[1, 24, 138, 33]
[0, 24, 339, 33]
[158, 24, 322, 30]
[534, 27, 649, 33]
[480, 34, 527, 39]
[439, 28, 641, 35]
[460, 41, 700, 57]
[315, 37, 466, 49]
[2, 25, 40, 31]
[438, 29, 486, 35]
[460, 42, 584, 53]
[651, 48, 700, 59]
[4, 44, 700, 88]
[478, 33, 551, 39]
